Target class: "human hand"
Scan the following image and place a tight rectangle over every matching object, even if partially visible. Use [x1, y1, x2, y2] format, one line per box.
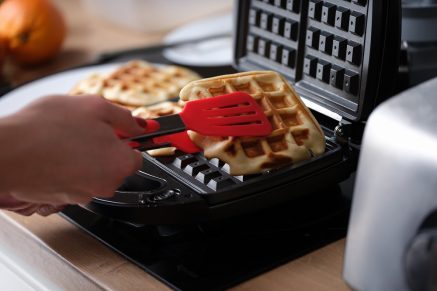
[0, 192, 65, 216]
[0, 95, 146, 205]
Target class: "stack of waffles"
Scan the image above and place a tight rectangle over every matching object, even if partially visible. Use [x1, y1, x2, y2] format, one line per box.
[179, 71, 326, 175]
[70, 60, 200, 110]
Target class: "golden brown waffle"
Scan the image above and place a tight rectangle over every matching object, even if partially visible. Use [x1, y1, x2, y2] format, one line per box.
[179, 71, 326, 175]
[131, 101, 183, 119]
[101, 60, 200, 107]
[70, 73, 105, 96]
[69, 60, 200, 107]
[69, 73, 136, 111]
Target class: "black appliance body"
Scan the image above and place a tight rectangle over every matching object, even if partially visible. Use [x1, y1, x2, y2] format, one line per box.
[0, 0, 403, 289]
[84, 0, 402, 226]
[0, 1, 406, 289]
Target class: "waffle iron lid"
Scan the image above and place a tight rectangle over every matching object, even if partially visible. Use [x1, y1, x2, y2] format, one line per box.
[233, 0, 401, 122]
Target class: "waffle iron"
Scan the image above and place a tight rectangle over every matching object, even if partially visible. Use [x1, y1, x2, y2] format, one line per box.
[84, 0, 401, 225]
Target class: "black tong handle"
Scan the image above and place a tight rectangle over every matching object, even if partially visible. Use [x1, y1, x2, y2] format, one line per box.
[128, 115, 186, 143]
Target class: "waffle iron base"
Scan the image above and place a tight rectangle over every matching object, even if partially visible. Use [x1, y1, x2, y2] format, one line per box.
[62, 178, 352, 291]
[86, 114, 354, 225]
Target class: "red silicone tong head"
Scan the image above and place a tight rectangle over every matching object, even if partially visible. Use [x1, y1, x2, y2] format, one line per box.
[130, 92, 272, 143]
[126, 92, 271, 153]
[180, 92, 271, 137]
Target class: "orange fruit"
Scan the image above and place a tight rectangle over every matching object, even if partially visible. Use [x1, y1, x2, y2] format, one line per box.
[0, 0, 66, 66]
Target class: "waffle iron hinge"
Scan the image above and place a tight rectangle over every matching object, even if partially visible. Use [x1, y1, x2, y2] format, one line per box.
[334, 119, 365, 151]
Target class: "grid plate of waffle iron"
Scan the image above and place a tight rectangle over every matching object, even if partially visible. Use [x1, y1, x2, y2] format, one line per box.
[87, 127, 349, 224]
[85, 0, 401, 225]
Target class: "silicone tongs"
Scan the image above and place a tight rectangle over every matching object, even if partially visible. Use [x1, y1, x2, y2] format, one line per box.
[127, 92, 272, 153]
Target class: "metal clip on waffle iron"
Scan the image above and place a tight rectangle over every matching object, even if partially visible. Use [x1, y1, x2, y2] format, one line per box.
[84, 0, 401, 225]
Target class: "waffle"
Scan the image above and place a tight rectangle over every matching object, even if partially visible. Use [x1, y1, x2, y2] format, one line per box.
[69, 73, 137, 111]
[179, 71, 326, 175]
[101, 60, 200, 107]
[70, 73, 105, 96]
[132, 101, 185, 157]
[131, 101, 183, 119]
[70, 60, 200, 107]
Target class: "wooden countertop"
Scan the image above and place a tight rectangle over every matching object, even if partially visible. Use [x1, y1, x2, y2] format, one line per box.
[0, 212, 349, 290]
[0, 0, 351, 290]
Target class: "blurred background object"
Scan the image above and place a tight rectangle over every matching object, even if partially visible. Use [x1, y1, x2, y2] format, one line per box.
[0, 37, 6, 76]
[78, 0, 233, 33]
[163, 13, 232, 67]
[1, 0, 233, 87]
[0, 0, 66, 66]
[400, 0, 437, 89]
